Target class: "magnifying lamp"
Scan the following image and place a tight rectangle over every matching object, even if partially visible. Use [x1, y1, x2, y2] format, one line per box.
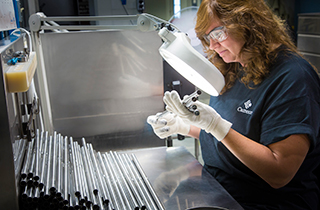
[136, 13, 225, 96]
[158, 27, 225, 96]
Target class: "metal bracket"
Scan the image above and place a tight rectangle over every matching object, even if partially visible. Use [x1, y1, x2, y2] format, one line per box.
[28, 12, 175, 33]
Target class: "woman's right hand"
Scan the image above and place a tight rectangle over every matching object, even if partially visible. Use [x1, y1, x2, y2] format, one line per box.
[147, 111, 190, 139]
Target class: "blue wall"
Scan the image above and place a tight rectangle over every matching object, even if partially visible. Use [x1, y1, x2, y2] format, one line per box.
[295, 0, 320, 14]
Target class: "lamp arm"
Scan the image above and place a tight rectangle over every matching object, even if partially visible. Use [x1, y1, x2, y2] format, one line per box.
[29, 12, 180, 33]
[137, 13, 180, 32]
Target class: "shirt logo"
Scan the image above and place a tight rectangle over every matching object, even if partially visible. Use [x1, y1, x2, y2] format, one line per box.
[237, 99, 253, 115]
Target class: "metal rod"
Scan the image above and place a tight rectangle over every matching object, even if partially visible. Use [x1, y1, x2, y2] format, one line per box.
[74, 142, 87, 205]
[21, 186, 28, 200]
[27, 177, 34, 186]
[96, 194, 104, 210]
[63, 136, 69, 205]
[39, 132, 49, 189]
[120, 154, 150, 210]
[81, 147, 98, 207]
[80, 154, 93, 208]
[15, 139, 27, 178]
[81, 138, 98, 194]
[33, 186, 40, 203]
[21, 138, 34, 179]
[105, 153, 134, 210]
[57, 134, 62, 198]
[17, 130, 163, 210]
[34, 130, 43, 181]
[50, 131, 58, 194]
[44, 135, 53, 199]
[70, 169, 81, 210]
[97, 152, 117, 210]
[131, 154, 165, 210]
[20, 177, 27, 187]
[27, 185, 34, 203]
[70, 137, 81, 197]
[102, 153, 126, 209]
[40, 15, 139, 22]
[88, 144, 109, 205]
[69, 168, 74, 209]
[124, 154, 156, 210]
[115, 152, 146, 210]
[28, 142, 36, 179]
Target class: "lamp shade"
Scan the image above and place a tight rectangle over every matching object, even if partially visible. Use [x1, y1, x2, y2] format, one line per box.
[158, 28, 225, 96]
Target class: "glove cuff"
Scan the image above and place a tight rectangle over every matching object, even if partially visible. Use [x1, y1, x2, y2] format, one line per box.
[205, 117, 232, 141]
[178, 122, 191, 136]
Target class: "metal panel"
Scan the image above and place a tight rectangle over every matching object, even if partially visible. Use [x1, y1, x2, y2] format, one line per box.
[40, 30, 165, 150]
[297, 34, 320, 54]
[297, 13, 320, 72]
[0, 36, 22, 210]
[298, 13, 320, 35]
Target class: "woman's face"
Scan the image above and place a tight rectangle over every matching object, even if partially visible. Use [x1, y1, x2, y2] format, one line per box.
[205, 19, 245, 65]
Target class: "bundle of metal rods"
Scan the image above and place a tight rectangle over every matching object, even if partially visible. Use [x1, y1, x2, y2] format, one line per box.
[14, 129, 164, 210]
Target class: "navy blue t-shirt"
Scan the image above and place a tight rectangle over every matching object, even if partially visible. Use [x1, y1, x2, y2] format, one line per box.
[200, 50, 320, 209]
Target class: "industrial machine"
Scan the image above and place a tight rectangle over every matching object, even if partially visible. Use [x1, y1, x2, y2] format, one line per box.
[297, 13, 320, 73]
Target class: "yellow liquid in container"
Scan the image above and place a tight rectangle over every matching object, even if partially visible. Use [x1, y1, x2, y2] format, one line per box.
[5, 52, 37, 93]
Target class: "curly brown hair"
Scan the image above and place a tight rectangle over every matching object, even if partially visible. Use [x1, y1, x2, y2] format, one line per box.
[195, 0, 299, 94]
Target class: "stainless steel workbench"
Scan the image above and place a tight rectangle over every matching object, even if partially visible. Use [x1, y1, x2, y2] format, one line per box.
[124, 146, 244, 210]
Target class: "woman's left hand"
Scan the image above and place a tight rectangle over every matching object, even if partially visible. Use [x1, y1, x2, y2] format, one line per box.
[163, 90, 232, 141]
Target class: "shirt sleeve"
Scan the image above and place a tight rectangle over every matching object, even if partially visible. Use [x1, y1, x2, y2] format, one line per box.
[260, 57, 320, 150]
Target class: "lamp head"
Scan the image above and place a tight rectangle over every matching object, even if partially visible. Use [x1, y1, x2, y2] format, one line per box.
[158, 27, 225, 96]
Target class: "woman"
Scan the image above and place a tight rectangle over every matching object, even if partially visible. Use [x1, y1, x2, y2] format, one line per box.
[147, 0, 320, 209]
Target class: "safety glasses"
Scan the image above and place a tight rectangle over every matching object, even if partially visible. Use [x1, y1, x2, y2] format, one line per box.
[203, 26, 228, 44]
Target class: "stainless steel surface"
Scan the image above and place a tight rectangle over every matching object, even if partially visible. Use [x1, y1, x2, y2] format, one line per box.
[129, 146, 244, 210]
[297, 13, 320, 72]
[39, 30, 165, 150]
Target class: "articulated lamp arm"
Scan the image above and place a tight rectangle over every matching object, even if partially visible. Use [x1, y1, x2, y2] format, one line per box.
[28, 12, 179, 33]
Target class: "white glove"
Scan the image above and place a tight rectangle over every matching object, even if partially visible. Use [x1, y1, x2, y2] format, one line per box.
[163, 90, 232, 141]
[147, 111, 190, 139]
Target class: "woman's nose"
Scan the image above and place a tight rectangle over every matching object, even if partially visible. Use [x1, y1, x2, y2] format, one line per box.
[209, 38, 220, 50]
